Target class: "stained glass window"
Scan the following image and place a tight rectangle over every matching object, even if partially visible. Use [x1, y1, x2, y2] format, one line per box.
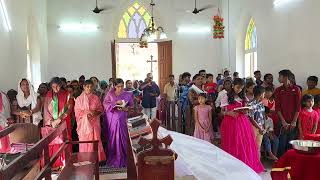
[118, 2, 152, 39]
[245, 18, 257, 51]
[244, 18, 257, 77]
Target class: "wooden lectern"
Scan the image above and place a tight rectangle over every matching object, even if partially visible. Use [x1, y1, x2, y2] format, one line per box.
[127, 119, 177, 180]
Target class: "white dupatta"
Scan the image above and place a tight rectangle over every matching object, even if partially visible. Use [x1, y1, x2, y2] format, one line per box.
[16, 80, 42, 125]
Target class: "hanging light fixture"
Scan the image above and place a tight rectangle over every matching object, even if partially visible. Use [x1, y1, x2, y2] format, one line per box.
[139, 0, 167, 48]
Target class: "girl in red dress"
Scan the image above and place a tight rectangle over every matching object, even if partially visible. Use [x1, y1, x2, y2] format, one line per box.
[298, 94, 318, 139]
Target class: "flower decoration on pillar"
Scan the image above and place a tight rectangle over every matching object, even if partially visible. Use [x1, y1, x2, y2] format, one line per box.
[213, 13, 224, 39]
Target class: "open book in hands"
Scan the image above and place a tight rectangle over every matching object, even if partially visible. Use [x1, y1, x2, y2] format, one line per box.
[113, 100, 128, 109]
[190, 84, 207, 94]
[233, 106, 252, 111]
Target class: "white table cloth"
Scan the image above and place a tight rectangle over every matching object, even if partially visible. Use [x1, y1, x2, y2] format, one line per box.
[159, 127, 262, 180]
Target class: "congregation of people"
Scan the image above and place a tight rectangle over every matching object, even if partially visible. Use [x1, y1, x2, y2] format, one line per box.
[166, 69, 320, 173]
[1, 68, 320, 174]
[0, 74, 160, 170]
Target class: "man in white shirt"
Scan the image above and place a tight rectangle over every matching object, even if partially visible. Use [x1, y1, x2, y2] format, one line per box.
[163, 75, 179, 120]
[163, 75, 178, 102]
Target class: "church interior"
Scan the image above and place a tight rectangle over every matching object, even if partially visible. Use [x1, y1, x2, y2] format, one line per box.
[0, 0, 320, 180]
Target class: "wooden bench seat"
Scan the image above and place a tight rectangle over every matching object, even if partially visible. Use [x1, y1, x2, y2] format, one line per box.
[0, 121, 99, 180]
[58, 151, 98, 180]
[37, 124, 99, 180]
[0, 123, 41, 180]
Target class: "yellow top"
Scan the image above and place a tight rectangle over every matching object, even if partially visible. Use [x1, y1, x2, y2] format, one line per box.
[164, 83, 178, 101]
[302, 88, 320, 96]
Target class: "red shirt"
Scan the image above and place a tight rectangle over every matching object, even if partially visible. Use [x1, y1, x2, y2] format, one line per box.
[275, 85, 301, 123]
[299, 109, 319, 138]
[204, 82, 218, 94]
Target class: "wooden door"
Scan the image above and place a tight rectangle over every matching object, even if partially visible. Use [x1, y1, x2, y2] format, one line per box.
[111, 40, 116, 79]
[158, 41, 172, 94]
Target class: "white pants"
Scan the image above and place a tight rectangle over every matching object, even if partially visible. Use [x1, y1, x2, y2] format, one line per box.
[143, 107, 157, 120]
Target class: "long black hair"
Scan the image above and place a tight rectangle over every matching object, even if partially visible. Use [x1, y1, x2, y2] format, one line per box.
[50, 77, 62, 87]
[227, 78, 245, 104]
[114, 78, 124, 86]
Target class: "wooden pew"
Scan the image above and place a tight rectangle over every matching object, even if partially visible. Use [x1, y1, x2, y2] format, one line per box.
[0, 121, 99, 180]
[127, 118, 177, 180]
[0, 123, 40, 180]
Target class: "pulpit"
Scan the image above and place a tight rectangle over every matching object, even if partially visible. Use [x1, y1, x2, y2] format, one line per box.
[127, 117, 177, 180]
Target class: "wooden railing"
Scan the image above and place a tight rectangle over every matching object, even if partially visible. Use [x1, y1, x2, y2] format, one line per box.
[158, 98, 194, 136]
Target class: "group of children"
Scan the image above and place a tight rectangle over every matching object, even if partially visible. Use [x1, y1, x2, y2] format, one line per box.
[186, 69, 320, 173]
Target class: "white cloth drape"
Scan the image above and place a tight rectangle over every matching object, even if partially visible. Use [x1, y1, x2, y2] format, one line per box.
[159, 127, 261, 180]
[16, 79, 42, 125]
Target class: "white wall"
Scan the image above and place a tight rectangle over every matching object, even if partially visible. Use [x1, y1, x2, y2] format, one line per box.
[29, 0, 49, 87]
[0, 0, 48, 91]
[0, 0, 30, 92]
[0, 17, 12, 91]
[222, 0, 320, 88]
[47, 28, 112, 81]
[47, 0, 222, 82]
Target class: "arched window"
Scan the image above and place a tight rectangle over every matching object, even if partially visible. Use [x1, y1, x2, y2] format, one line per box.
[118, 2, 152, 39]
[244, 18, 257, 78]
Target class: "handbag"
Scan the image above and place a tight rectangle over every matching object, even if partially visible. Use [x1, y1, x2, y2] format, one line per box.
[41, 125, 64, 145]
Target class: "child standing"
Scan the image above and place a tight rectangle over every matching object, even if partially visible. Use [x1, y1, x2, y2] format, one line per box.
[248, 86, 266, 156]
[262, 107, 279, 160]
[262, 87, 275, 111]
[204, 74, 218, 99]
[298, 94, 319, 139]
[262, 86, 281, 137]
[193, 93, 214, 143]
[246, 81, 255, 102]
[220, 78, 264, 173]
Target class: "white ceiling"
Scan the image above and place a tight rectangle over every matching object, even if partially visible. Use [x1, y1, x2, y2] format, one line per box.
[47, 0, 220, 25]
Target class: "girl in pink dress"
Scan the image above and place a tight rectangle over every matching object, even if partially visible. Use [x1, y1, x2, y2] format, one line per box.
[298, 94, 318, 139]
[193, 93, 214, 143]
[220, 78, 264, 173]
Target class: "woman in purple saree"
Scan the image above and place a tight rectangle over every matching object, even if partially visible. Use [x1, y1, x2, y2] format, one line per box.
[103, 78, 133, 168]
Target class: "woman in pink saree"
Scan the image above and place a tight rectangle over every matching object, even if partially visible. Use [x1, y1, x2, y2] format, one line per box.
[74, 80, 106, 162]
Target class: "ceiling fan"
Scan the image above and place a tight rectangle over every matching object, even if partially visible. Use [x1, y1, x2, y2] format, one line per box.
[191, 0, 214, 14]
[92, 0, 112, 14]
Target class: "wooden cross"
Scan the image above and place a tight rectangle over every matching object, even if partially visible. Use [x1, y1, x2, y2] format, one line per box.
[146, 55, 157, 73]
[138, 119, 173, 150]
